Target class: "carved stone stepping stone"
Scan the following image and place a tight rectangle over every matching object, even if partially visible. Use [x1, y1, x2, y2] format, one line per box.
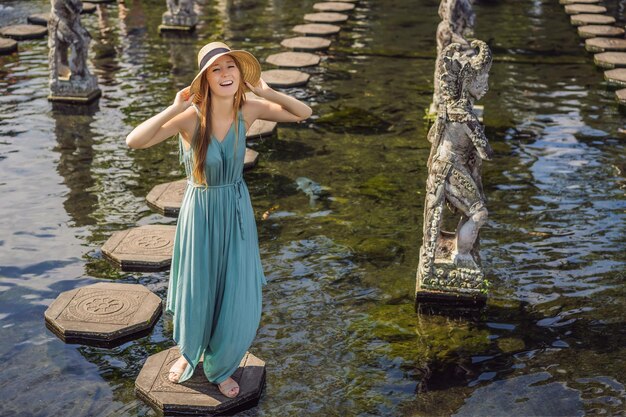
[246, 120, 277, 140]
[281, 36, 331, 51]
[571, 13, 616, 26]
[578, 25, 624, 38]
[82, 3, 98, 13]
[293, 23, 341, 36]
[262, 69, 310, 87]
[135, 347, 265, 415]
[27, 13, 50, 26]
[616, 89, 626, 106]
[245, 147, 259, 169]
[564, 4, 607, 14]
[585, 37, 626, 52]
[304, 12, 349, 24]
[146, 179, 186, 217]
[604, 68, 626, 87]
[594, 52, 626, 69]
[266, 51, 320, 68]
[0, 24, 47, 40]
[102, 224, 176, 272]
[560, 0, 599, 4]
[0, 37, 17, 54]
[313, 2, 356, 12]
[44, 282, 162, 347]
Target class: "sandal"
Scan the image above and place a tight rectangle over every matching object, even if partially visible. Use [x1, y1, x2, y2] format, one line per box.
[217, 377, 240, 398]
[168, 356, 189, 383]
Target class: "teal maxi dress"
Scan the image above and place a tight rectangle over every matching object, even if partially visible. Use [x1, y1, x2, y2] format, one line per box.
[165, 104, 267, 384]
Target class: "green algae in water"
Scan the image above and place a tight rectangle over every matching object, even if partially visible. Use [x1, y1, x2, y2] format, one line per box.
[314, 106, 392, 134]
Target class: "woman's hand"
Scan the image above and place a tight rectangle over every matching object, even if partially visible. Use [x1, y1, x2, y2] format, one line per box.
[172, 86, 195, 113]
[245, 78, 273, 98]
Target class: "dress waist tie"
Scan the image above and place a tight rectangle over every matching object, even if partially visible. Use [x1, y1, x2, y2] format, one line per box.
[186, 178, 245, 240]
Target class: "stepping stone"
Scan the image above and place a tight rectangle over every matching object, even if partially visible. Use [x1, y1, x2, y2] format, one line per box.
[293, 23, 341, 36]
[146, 179, 186, 217]
[245, 147, 259, 169]
[44, 282, 162, 347]
[0, 24, 47, 40]
[246, 120, 277, 140]
[585, 37, 626, 52]
[27, 13, 50, 26]
[578, 25, 624, 38]
[594, 52, 626, 69]
[135, 347, 265, 415]
[0, 37, 17, 54]
[304, 12, 349, 24]
[266, 51, 320, 68]
[82, 3, 97, 13]
[564, 4, 606, 14]
[102, 224, 176, 272]
[313, 2, 356, 12]
[560, 0, 599, 3]
[281, 36, 331, 51]
[604, 68, 626, 87]
[85, 0, 116, 3]
[262, 69, 310, 87]
[616, 89, 626, 106]
[571, 13, 616, 26]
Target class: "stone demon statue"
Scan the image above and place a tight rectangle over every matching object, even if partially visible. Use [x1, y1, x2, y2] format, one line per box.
[417, 40, 493, 295]
[48, 0, 91, 81]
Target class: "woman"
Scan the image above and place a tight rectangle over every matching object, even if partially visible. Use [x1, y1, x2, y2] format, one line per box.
[126, 42, 312, 398]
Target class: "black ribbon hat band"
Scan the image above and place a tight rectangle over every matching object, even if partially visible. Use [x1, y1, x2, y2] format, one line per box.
[199, 47, 230, 70]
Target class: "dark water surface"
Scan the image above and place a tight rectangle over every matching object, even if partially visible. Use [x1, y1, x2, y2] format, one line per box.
[1, 0, 625, 416]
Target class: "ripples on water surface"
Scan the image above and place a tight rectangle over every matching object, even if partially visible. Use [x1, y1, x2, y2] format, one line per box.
[0, 0, 624, 416]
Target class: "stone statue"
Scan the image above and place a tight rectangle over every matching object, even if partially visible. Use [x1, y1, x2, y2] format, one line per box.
[48, 0, 100, 103]
[161, 0, 197, 30]
[417, 40, 493, 297]
[431, 0, 475, 114]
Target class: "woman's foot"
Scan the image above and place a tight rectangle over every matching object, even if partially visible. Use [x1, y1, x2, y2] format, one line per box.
[168, 355, 189, 383]
[217, 377, 240, 398]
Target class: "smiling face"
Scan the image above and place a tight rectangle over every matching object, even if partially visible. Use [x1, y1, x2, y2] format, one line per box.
[205, 54, 241, 97]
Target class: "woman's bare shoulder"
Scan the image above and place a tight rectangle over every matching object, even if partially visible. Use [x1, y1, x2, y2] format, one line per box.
[178, 105, 201, 142]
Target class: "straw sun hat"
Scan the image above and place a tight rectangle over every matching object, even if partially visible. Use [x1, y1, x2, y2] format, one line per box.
[189, 42, 261, 96]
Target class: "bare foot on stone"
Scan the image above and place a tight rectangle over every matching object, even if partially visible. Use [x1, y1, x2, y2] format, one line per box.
[217, 377, 240, 398]
[168, 355, 189, 383]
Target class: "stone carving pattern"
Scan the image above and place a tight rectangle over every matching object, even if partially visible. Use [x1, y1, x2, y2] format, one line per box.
[48, 0, 98, 96]
[116, 230, 173, 255]
[418, 40, 493, 294]
[61, 289, 145, 324]
[432, 0, 475, 112]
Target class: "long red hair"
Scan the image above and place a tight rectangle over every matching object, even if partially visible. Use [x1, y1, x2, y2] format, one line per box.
[190, 57, 246, 185]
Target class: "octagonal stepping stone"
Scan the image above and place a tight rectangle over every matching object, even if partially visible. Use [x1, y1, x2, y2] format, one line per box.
[82, 3, 97, 13]
[313, 2, 356, 12]
[293, 23, 341, 36]
[27, 13, 50, 26]
[0, 24, 47, 40]
[281, 36, 331, 51]
[245, 147, 259, 169]
[564, 4, 606, 14]
[146, 179, 186, 217]
[594, 52, 626, 69]
[135, 347, 265, 415]
[578, 25, 624, 38]
[266, 52, 320, 68]
[304, 12, 349, 24]
[571, 13, 616, 26]
[45, 282, 162, 347]
[0, 37, 17, 54]
[560, 0, 599, 4]
[604, 68, 626, 87]
[616, 89, 626, 106]
[262, 69, 310, 87]
[247, 120, 277, 140]
[102, 224, 176, 272]
[586, 37, 626, 53]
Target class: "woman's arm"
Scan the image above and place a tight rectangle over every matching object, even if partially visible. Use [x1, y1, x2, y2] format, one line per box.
[125, 87, 194, 149]
[243, 79, 312, 124]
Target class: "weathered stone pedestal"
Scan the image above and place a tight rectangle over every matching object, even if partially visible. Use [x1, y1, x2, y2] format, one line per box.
[48, 76, 102, 104]
[45, 282, 162, 347]
[102, 225, 176, 271]
[135, 347, 265, 416]
[158, 11, 197, 32]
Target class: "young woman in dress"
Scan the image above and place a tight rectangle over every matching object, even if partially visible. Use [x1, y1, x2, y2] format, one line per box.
[125, 42, 312, 398]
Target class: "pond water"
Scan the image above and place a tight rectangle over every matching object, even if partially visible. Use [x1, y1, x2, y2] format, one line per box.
[0, 0, 625, 416]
